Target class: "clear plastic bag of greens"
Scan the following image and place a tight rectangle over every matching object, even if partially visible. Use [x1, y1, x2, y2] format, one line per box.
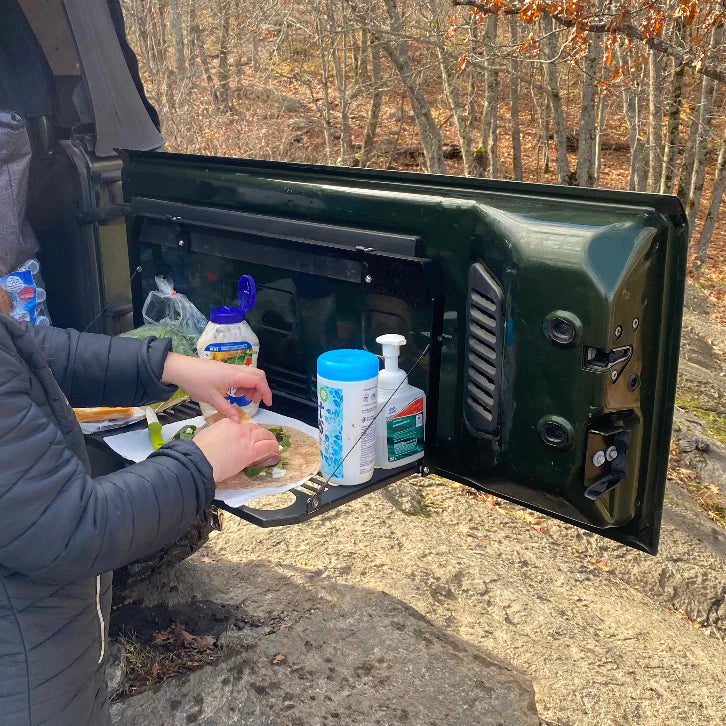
[120, 277, 208, 411]
[141, 276, 208, 333]
[120, 276, 207, 357]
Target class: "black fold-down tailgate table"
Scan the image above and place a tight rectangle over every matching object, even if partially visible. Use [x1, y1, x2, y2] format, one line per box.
[85, 401, 418, 527]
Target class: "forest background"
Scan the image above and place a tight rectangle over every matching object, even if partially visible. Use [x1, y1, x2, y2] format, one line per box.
[119, 0, 726, 318]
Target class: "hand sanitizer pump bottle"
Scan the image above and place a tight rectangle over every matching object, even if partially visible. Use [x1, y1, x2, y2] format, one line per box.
[375, 334, 426, 469]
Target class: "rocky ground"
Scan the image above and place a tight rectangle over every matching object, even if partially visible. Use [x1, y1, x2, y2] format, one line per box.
[110, 284, 726, 726]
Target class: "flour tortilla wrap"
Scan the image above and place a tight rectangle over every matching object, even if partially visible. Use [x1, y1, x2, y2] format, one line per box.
[217, 425, 321, 490]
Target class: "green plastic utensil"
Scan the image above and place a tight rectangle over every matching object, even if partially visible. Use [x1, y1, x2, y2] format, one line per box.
[146, 407, 164, 451]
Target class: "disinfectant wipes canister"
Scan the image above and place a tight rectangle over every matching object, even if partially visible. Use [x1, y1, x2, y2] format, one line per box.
[317, 349, 379, 486]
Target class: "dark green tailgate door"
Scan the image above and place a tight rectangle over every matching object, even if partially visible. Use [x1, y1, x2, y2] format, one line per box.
[122, 151, 688, 553]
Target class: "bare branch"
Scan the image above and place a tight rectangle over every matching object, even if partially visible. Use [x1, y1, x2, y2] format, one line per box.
[452, 1, 726, 83]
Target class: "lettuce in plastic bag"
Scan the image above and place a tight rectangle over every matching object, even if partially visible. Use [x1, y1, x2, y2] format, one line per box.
[119, 276, 207, 357]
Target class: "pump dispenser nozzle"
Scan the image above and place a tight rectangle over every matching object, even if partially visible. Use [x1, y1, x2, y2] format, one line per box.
[376, 334, 407, 392]
[377, 334, 406, 369]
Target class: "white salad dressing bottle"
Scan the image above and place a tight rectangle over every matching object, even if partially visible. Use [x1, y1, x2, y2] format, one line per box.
[196, 275, 260, 419]
[375, 334, 426, 469]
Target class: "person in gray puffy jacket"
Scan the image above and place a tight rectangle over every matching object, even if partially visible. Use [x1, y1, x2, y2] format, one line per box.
[0, 289, 279, 725]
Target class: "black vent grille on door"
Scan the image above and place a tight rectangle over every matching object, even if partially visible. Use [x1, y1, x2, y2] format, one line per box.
[464, 263, 504, 435]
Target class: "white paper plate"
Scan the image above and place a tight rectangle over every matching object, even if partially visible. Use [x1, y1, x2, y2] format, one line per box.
[103, 410, 320, 508]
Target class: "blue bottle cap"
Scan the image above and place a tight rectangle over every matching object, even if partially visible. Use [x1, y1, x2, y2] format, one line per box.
[210, 306, 247, 324]
[317, 349, 379, 382]
[209, 275, 256, 325]
[237, 275, 256, 311]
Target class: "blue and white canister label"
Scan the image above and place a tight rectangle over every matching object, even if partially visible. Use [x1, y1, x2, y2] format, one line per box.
[318, 376, 378, 483]
[319, 384, 344, 479]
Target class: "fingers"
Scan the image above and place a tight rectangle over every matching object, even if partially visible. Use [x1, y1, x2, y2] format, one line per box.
[250, 426, 278, 444]
[250, 433, 280, 461]
[210, 392, 240, 422]
[227, 369, 273, 407]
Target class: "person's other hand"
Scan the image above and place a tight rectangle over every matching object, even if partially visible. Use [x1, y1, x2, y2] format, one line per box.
[192, 419, 279, 482]
[161, 352, 272, 421]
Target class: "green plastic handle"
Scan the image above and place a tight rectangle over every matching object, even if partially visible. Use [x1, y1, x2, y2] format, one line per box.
[148, 421, 164, 450]
[146, 407, 164, 450]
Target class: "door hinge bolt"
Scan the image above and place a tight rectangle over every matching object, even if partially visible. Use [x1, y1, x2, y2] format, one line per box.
[364, 274, 373, 284]
[610, 369, 618, 382]
[632, 318, 639, 331]
[605, 446, 618, 462]
[592, 450, 606, 467]
[422, 466, 431, 476]
[614, 325, 622, 339]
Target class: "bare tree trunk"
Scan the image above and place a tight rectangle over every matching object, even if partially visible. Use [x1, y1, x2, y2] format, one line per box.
[189, 3, 218, 104]
[686, 24, 724, 231]
[129, 0, 165, 113]
[541, 15, 571, 184]
[676, 107, 700, 203]
[477, 15, 499, 177]
[694, 122, 726, 268]
[509, 16, 523, 181]
[251, 33, 260, 72]
[660, 58, 685, 193]
[168, 0, 186, 105]
[594, 83, 607, 186]
[465, 13, 478, 130]
[130, 0, 153, 72]
[185, 2, 196, 78]
[328, 3, 354, 165]
[155, 0, 168, 72]
[618, 46, 648, 191]
[575, 29, 603, 186]
[359, 39, 383, 168]
[647, 50, 664, 192]
[218, 0, 231, 110]
[380, 0, 446, 174]
[438, 47, 475, 176]
[148, 0, 173, 110]
[355, 29, 370, 84]
[169, 0, 186, 77]
[541, 91, 551, 177]
[315, 16, 335, 165]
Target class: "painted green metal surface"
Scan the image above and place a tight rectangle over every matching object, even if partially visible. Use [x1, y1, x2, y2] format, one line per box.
[122, 151, 688, 553]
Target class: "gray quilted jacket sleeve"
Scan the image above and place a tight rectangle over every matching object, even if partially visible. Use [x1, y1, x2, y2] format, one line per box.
[27, 325, 177, 406]
[0, 340, 215, 584]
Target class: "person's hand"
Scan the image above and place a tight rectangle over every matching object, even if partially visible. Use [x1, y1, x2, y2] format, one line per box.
[161, 352, 272, 421]
[192, 419, 279, 483]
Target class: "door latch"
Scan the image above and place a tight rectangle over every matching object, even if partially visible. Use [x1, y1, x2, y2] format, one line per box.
[584, 428, 631, 500]
[582, 345, 632, 372]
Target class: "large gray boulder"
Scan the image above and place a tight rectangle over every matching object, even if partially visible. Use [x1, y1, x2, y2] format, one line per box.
[111, 572, 540, 726]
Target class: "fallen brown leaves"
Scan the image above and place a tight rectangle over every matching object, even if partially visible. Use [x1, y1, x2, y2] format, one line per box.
[666, 605, 717, 637]
[459, 486, 545, 532]
[114, 624, 226, 701]
[668, 443, 726, 528]
[589, 557, 611, 571]
[152, 623, 216, 652]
